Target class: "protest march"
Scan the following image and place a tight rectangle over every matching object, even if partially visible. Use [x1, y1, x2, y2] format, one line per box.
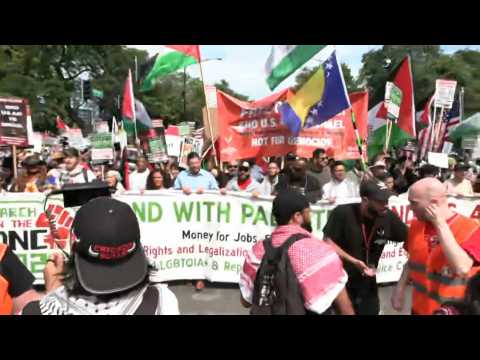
[1, 44, 480, 316]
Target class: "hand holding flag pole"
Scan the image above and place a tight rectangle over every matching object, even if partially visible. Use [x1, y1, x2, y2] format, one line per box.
[351, 110, 367, 172]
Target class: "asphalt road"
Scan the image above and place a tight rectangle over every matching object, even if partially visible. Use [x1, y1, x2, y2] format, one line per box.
[168, 281, 413, 315]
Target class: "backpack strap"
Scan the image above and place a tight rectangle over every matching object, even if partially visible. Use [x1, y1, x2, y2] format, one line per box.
[21, 301, 43, 315]
[133, 285, 159, 315]
[281, 233, 309, 252]
[82, 168, 89, 183]
[263, 233, 308, 262]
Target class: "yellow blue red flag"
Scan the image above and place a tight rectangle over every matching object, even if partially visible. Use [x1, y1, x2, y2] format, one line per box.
[280, 48, 351, 135]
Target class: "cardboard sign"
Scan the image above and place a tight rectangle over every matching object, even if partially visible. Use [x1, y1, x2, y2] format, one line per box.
[0, 97, 29, 146]
[90, 133, 113, 161]
[179, 137, 195, 169]
[64, 128, 85, 149]
[442, 141, 454, 154]
[428, 152, 449, 169]
[385, 82, 402, 120]
[148, 136, 168, 163]
[165, 134, 182, 157]
[95, 121, 109, 133]
[435, 79, 457, 109]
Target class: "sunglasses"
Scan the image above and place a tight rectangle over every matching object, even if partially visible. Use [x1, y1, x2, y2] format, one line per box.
[239, 167, 249, 172]
[228, 165, 238, 169]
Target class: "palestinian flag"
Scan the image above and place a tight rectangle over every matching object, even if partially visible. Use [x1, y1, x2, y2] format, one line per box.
[122, 69, 153, 136]
[265, 45, 328, 91]
[122, 69, 136, 136]
[367, 56, 416, 160]
[141, 45, 201, 92]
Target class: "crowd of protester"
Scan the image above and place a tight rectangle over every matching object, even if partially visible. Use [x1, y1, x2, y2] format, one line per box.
[2, 141, 480, 315]
[2, 142, 480, 202]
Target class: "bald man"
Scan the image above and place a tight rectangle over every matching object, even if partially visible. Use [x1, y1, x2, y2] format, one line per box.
[391, 178, 480, 315]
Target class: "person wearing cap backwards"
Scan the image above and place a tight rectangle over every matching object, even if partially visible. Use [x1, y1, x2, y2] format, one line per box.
[323, 180, 408, 315]
[10, 154, 47, 193]
[21, 197, 179, 315]
[444, 162, 474, 196]
[240, 190, 354, 315]
[59, 148, 96, 186]
[391, 178, 480, 315]
[224, 161, 261, 195]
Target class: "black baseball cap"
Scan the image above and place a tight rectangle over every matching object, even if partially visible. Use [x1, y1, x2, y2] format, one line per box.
[360, 180, 394, 202]
[72, 197, 148, 295]
[273, 190, 310, 225]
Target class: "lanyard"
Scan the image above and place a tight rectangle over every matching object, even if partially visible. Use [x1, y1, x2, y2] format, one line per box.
[361, 221, 377, 265]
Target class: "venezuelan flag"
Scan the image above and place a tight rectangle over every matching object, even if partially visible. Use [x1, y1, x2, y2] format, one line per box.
[280, 49, 351, 135]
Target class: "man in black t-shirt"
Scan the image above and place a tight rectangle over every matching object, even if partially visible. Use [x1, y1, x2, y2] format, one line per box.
[323, 180, 408, 315]
[275, 158, 322, 203]
[0, 244, 41, 314]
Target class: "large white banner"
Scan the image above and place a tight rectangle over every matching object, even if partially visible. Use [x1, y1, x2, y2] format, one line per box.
[3, 192, 480, 285]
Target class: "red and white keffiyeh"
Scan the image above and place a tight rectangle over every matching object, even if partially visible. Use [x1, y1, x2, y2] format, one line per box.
[240, 224, 348, 314]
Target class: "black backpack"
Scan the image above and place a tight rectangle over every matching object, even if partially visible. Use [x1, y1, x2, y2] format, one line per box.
[251, 233, 308, 315]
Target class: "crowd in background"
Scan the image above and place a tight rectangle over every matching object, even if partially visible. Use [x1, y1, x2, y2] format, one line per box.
[2, 141, 480, 203]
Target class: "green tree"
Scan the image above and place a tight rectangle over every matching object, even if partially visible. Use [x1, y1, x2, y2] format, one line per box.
[357, 45, 480, 116]
[358, 45, 442, 108]
[0, 45, 149, 133]
[214, 79, 249, 101]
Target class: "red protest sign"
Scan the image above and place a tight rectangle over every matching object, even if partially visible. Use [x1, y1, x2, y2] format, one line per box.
[217, 90, 368, 162]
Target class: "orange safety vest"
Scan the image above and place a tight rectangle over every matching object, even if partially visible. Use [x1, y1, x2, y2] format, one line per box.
[0, 244, 13, 315]
[408, 214, 480, 315]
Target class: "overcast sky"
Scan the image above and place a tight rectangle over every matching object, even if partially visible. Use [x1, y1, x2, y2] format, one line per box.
[128, 45, 480, 100]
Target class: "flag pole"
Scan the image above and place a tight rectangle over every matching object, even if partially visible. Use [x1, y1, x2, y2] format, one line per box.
[429, 105, 438, 153]
[129, 69, 139, 149]
[434, 106, 445, 152]
[198, 60, 218, 167]
[12, 145, 17, 179]
[351, 110, 367, 172]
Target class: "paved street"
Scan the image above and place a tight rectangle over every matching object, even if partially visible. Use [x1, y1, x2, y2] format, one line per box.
[168, 281, 413, 315]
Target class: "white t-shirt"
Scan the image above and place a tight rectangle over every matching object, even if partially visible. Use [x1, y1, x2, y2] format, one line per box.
[322, 178, 359, 200]
[445, 178, 474, 196]
[59, 165, 96, 185]
[129, 169, 150, 191]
